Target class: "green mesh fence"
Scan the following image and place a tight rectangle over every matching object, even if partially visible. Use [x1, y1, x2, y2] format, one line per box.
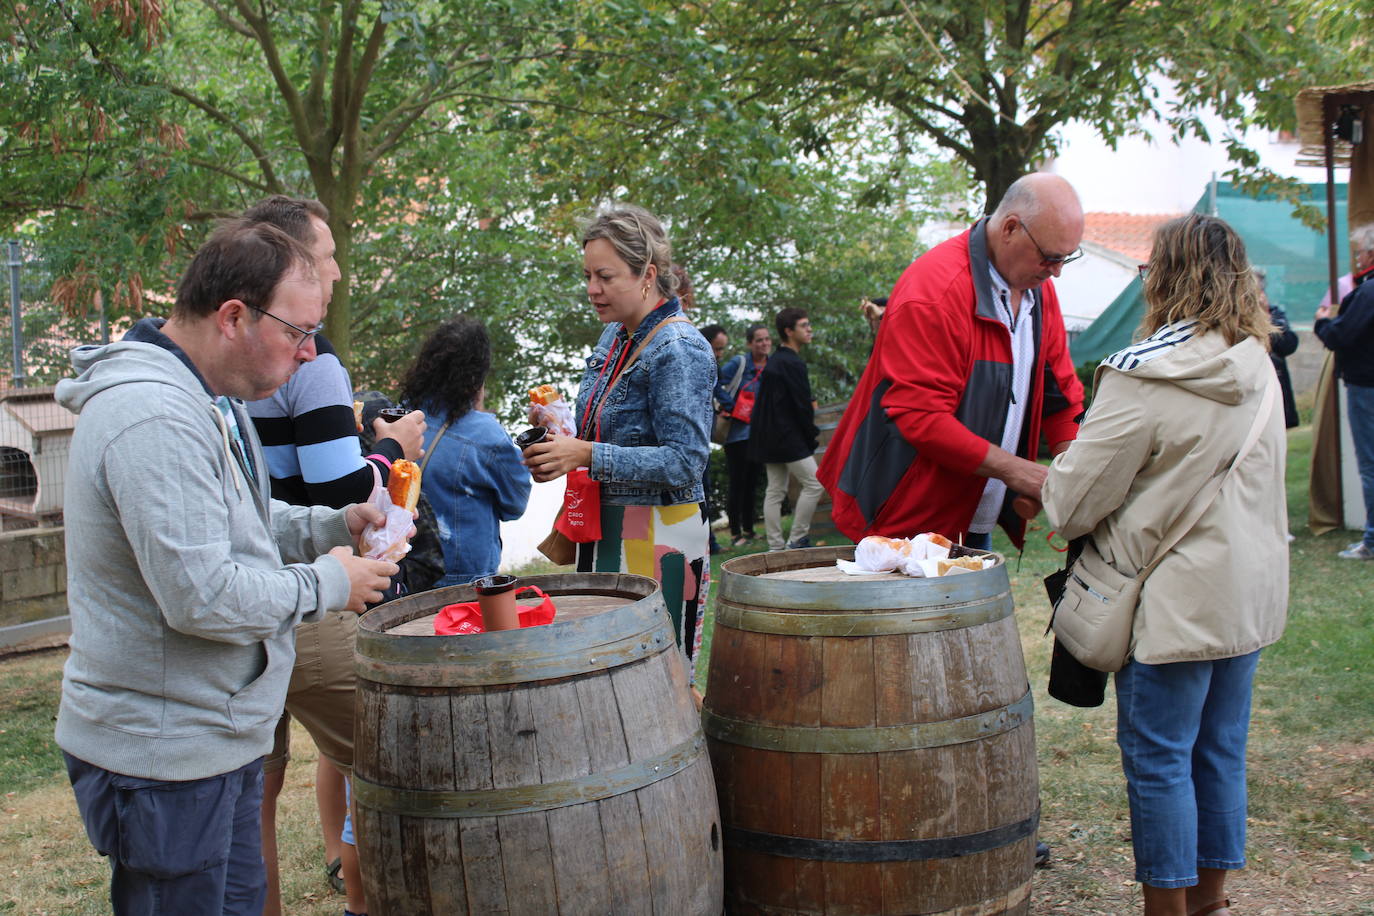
[1072, 181, 1349, 366]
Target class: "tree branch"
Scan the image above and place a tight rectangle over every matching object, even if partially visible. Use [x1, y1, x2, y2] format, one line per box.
[347, 15, 389, 131]
[195, 0, 254, 39]
[327, 0, 364, 146]
[303, 0, 333, 119]
[163, 85, 282, 190]
[231, 0, 312, 162]
[885, 99, 976, 163]
[185, 158, 272, 192]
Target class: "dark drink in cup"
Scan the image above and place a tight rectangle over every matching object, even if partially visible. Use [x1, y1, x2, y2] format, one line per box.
[378, 407, 409, 423]
[514, 426, 548, 450]
[472, 574, 520, 631]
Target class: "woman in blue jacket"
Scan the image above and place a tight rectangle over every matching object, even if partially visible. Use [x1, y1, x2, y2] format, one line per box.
[522, 204, 715, 671]
[399, 317, 531, 587]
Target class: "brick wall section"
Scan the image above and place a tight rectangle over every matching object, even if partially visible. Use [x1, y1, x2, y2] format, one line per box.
[0, 527, 67, 628]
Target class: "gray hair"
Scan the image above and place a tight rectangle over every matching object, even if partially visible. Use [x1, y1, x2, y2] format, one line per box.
[581, 204, 679, 300]
[1352, 223, 1374, 258]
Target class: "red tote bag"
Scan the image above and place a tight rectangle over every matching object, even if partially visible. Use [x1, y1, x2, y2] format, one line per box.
[553, 467, 602, 542]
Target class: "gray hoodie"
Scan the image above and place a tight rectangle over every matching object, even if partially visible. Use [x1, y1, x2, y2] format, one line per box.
[55, 329, 353, 780]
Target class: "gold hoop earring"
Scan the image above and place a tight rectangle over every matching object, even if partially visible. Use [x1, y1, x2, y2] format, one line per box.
[641, 284, 651, 298]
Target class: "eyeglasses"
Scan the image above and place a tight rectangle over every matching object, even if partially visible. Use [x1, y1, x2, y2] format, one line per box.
[248, 305, 323, 349]
[1018, 221, 1084, 267]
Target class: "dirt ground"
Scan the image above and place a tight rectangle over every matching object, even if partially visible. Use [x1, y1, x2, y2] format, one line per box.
[3, 652, 1370, 914]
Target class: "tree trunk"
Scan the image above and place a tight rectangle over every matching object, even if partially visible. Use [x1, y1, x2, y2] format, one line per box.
[971, 123, 1036, 213]
[328, 220, 353, 368]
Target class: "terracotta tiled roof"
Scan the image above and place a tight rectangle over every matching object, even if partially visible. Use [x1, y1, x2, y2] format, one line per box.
[1083, 212, 1183, 264]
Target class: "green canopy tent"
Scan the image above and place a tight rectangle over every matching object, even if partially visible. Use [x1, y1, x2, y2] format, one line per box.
[1070, 181, 1349, 366]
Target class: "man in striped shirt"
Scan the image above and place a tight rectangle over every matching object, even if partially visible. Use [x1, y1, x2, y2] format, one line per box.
[244, 197, 424, 916]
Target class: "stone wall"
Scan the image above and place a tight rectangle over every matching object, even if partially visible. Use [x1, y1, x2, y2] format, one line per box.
[0, 527, 66, 629]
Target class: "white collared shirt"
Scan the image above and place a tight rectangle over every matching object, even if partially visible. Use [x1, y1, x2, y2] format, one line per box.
[969, 265, 1037, 534]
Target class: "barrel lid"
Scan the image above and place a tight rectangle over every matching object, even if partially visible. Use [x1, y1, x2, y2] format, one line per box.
[360, 572, 661, 637]
[355, 573, 675, 685]
[719, 546, 1011, 611]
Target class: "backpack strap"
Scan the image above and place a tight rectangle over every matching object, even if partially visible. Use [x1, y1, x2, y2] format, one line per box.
[419, 418, 453, 476]
[724, 354, 748, 398]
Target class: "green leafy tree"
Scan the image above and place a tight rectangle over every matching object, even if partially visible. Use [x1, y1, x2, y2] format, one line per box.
[1, 0, 197, 324]
[1, 0, 968, 406]
[3, 0, 691, 369]
[703, 0, 1363, 208]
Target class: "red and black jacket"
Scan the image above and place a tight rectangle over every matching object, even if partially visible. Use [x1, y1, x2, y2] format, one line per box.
[818, 219, 1084, 548]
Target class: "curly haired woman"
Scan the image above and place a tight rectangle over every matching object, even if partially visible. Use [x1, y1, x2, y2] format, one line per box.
[399, 316, 531, 587]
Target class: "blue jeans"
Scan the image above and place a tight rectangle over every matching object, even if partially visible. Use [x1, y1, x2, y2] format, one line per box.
[64, 753, 266, 916]
[1345, 383, 1374, 548]
[961, 530, 993, 551]
[1114, 652, 1260, 888]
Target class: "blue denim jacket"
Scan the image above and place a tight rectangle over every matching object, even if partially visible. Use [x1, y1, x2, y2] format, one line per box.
[419, 407, 532, 587]
[576, 299, 715, 505]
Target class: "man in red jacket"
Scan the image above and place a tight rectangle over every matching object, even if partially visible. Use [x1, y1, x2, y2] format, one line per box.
[819, 173, 1086, 551]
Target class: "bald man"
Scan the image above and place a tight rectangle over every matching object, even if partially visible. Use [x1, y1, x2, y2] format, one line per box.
[819, 173, 1086, 553]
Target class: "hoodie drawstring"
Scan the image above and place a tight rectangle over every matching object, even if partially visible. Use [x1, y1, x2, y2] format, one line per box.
[211, 402, 245, 497]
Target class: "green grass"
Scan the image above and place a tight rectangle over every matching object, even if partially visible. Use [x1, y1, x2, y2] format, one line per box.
[0, 650, 66, 795]
[695, 521, 852, 687]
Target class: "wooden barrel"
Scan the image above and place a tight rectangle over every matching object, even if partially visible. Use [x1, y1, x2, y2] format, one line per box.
[703, 547, 1037, 915]
[353, 573, 724, 916]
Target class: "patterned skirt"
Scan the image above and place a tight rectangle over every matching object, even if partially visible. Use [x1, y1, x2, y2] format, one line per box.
[576, 502, 710, 678]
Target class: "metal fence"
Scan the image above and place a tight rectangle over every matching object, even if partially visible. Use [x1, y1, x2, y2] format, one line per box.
[1, 240, 107, 530]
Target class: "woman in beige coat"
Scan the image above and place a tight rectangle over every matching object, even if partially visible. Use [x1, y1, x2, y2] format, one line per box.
[1043, 214, 1288, 916]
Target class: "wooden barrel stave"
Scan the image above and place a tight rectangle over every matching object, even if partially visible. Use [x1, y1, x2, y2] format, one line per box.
[607, 646, 722, 913]
[706, 550, 1035, 915]
[354, 574, 722, 915]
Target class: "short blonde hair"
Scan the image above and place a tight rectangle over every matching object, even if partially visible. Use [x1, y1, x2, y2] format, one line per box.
[1140, 214, 1273, 347]
[581, 204, 679, 300]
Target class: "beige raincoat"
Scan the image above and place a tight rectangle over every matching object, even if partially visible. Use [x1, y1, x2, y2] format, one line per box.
[1043, 325, 1288, 664]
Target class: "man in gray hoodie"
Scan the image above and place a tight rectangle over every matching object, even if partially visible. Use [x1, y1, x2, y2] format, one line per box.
[54, 218, 400, 916]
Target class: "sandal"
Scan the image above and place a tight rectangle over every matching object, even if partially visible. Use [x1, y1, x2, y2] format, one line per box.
[1190, 900, 1231, 916]
[325, 856, 345, 894]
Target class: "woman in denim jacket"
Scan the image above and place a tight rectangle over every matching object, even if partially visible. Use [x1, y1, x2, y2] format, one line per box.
[524, 205, 715, 673]
[399, 317, 531, 587]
